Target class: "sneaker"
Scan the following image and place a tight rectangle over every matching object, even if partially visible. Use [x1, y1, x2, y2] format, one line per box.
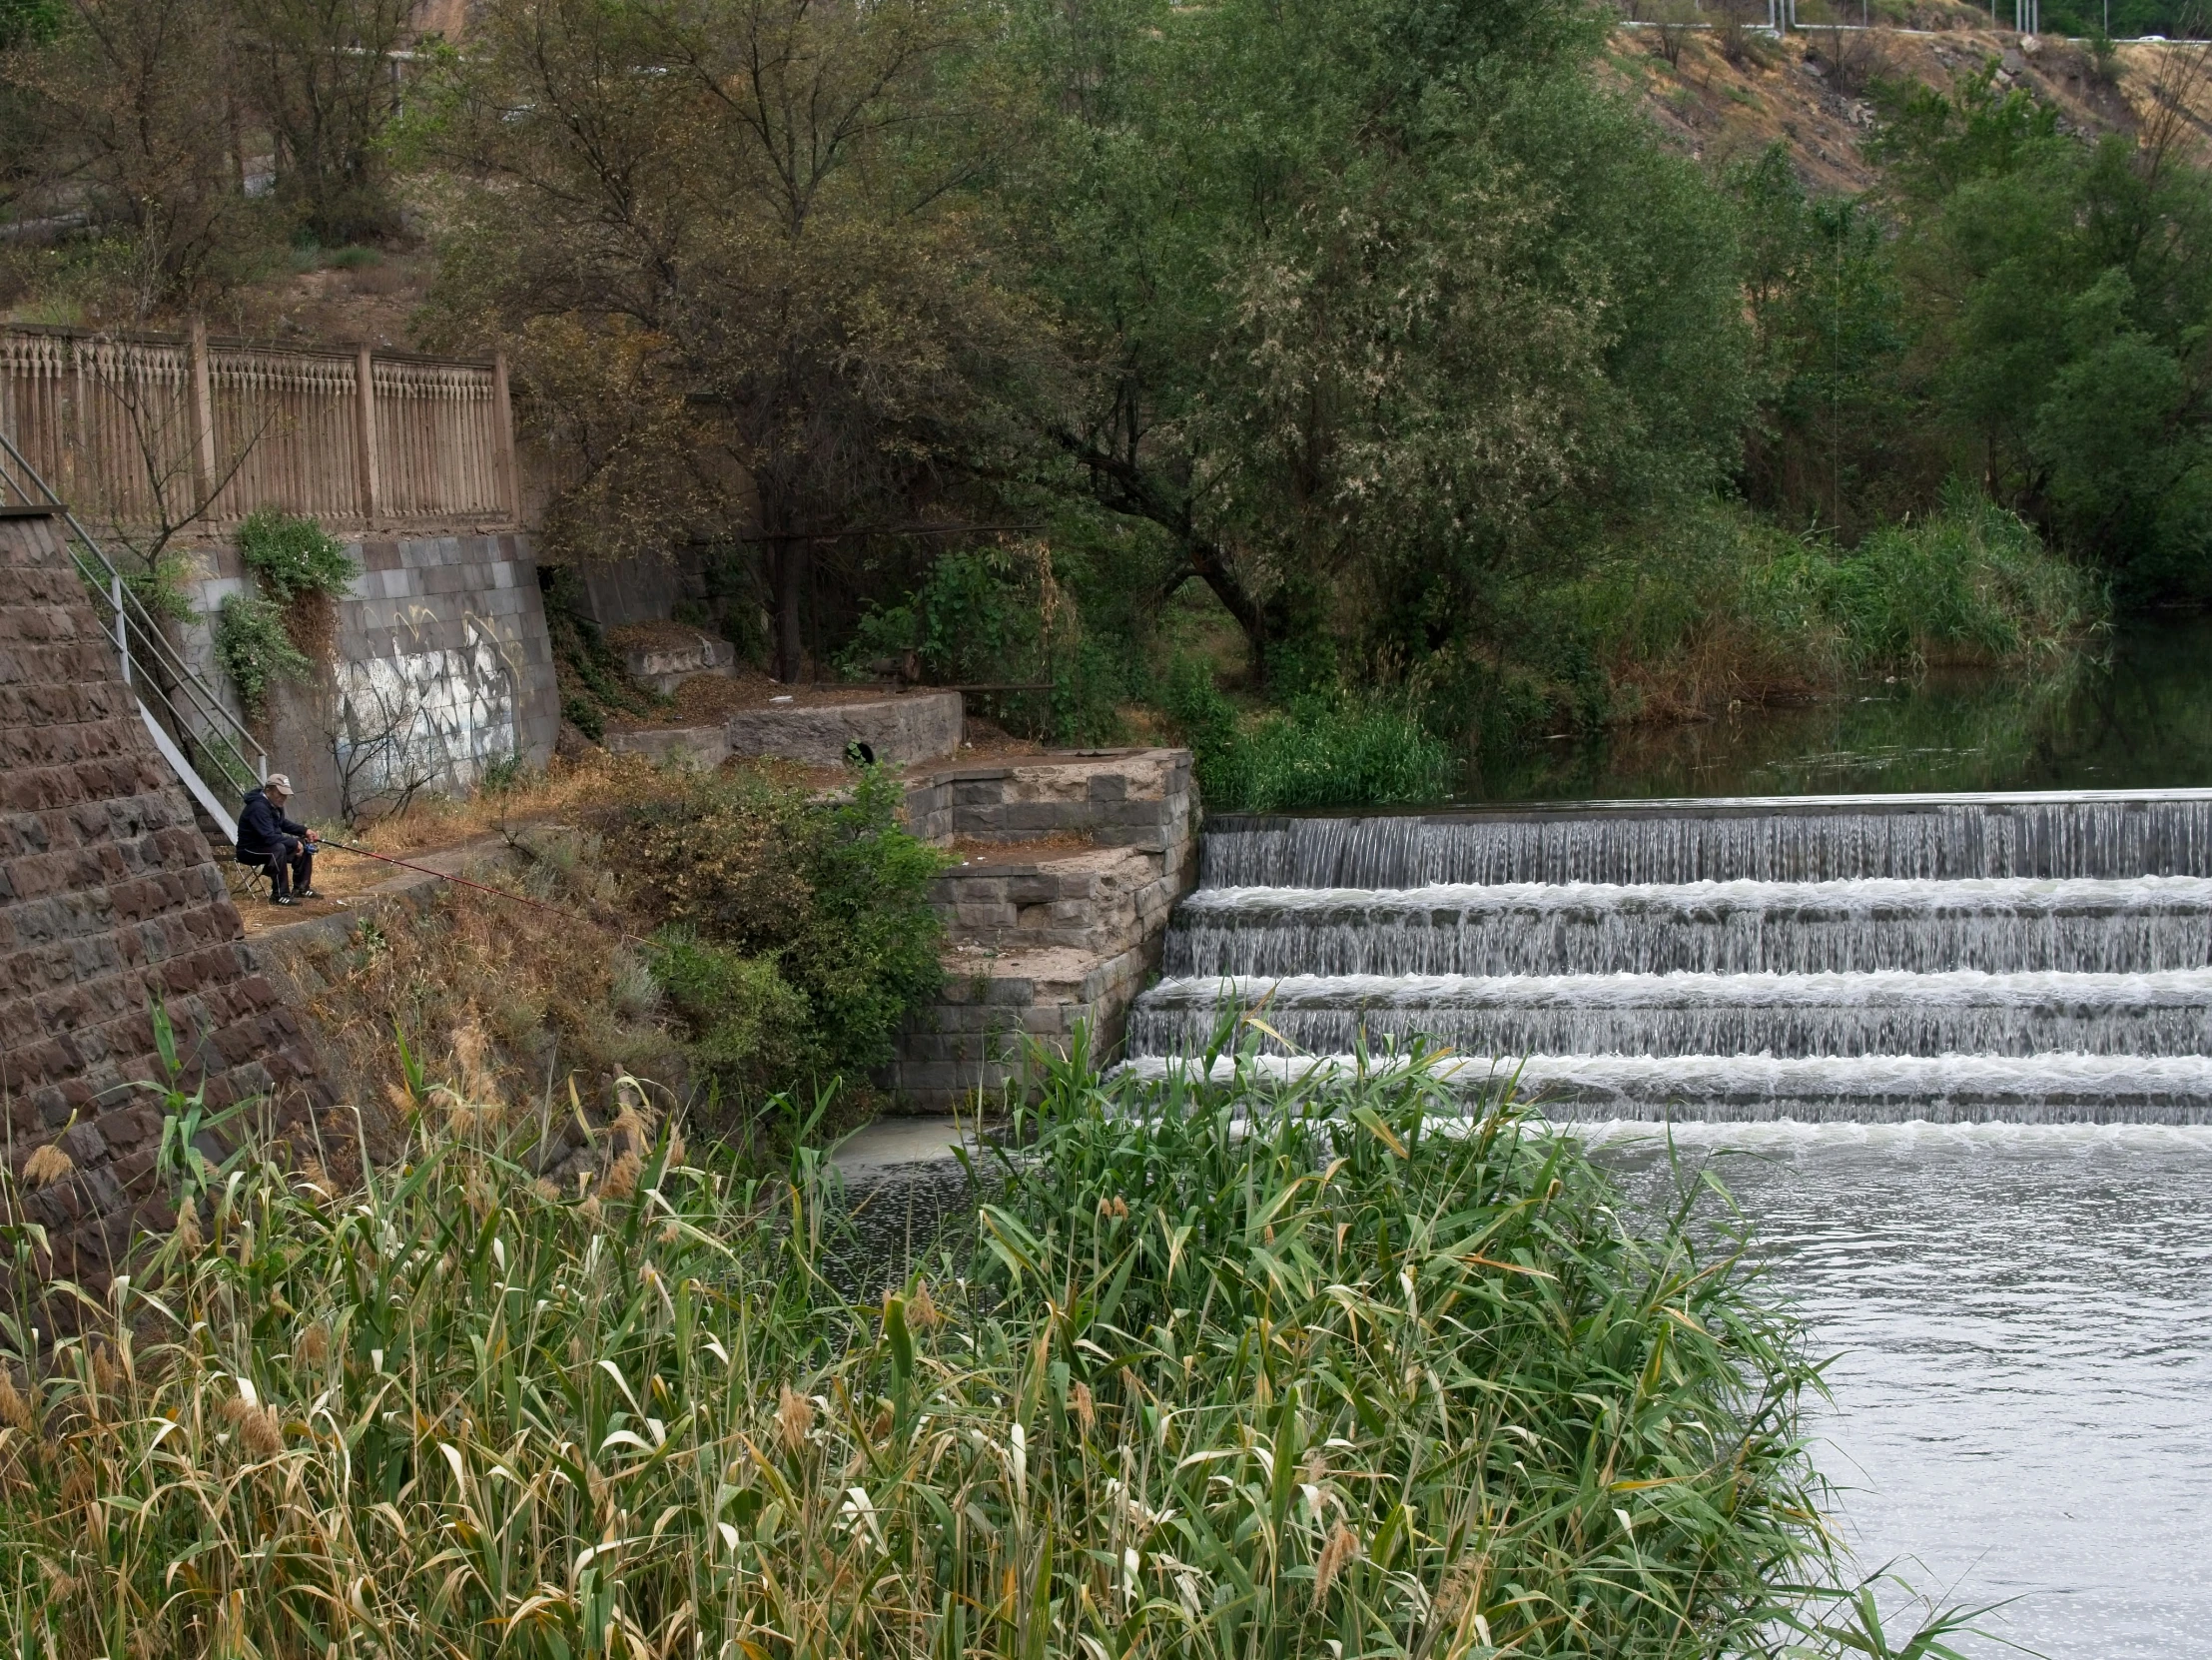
[297, 889, 322, 899]
[271, 895, 298, 907]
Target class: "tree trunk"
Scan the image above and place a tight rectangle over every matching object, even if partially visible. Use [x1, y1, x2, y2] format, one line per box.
[1189, 536, 1271, 685]
[775, 535, 810, 683]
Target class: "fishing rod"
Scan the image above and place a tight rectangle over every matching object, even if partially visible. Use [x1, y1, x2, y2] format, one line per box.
[312, 835, 645, 943]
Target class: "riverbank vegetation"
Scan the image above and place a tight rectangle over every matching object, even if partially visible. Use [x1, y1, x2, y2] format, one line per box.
[9, 0, 2205, 798]
[0, 1041, 1972, 1657]
[395, 0, 2126, 796]
[283, 757, 944, 1144]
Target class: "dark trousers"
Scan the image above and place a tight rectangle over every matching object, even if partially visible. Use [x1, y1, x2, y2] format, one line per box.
[242, 841, 313, 899]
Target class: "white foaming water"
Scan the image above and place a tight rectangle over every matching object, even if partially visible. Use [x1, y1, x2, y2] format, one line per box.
[1591, 1123, 2212, 1659]
[1115, 1052, 2212, 1122]
[1128, 969, 2212, 1064]
[1177, 874, 2212, 917]
[1162, 877, 2212, 980]
[1198, 793, 2212, 889]
[1141, 967, 2212, 1009]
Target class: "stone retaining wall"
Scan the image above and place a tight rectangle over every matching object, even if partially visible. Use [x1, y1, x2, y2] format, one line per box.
[885, 749, 1196, 1111]
[0, 508, 326, 1295]
[903, 749, 1192, 858]
[177, 532, 561, 818]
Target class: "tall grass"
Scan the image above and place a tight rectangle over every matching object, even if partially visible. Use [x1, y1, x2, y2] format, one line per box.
[1163, 662, 1456, 811]
[1502, 487, 2102, 741]
[0, 1040, 1969, 1657]
[1800, 482, 2102, 670]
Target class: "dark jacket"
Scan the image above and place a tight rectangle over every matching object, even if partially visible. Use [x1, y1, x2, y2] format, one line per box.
[236, 788, 307, 860]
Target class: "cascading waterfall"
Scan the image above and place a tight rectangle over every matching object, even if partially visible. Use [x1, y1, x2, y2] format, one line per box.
[1125, 791, 2212, 1123]
[1200, 791, 2212, 888]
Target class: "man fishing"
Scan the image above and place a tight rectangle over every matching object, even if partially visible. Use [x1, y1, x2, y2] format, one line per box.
[236, 773, 320, 906]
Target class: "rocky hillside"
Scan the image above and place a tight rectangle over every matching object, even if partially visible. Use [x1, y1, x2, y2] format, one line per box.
[1616, 19, 2208, 193]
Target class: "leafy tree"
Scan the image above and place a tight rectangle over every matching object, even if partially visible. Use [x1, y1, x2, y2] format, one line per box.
[233, 0, 416, 245]
[1, 0, 274, 313]
[0, 0, 418, 311]
[1869, 66, 2212, 598]
[416, 0, 1045, 681]
[1004, 0, 1751, 691]
[1733, 145, 1918, 540]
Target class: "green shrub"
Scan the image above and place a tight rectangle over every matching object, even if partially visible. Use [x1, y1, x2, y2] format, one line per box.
[213, 592, 311, 715]
[1805, 483, 2100, 669]
[647, 930, 809, 1102]
[614, 766, 945, 1086]
[843, 545, 1126, 744]
[1164, 658, 1455, 810]
[120, 549, 197, 624]
[235, 507, 357, 604]
[1160, 651, 1240, 764]
[1437, 490, 2102, 757]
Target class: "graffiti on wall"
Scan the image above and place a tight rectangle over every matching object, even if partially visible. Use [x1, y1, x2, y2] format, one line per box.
[333, 606, 528, 818]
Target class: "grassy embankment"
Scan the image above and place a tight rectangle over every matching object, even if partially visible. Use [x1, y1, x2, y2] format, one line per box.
[280, 757, 946, 1154]
[0, 1036, 1973, 1657]
[1164, 489, 2102, 812]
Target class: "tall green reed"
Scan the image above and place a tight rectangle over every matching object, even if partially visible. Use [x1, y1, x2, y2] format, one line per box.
[0, 1039, 1973, 1658]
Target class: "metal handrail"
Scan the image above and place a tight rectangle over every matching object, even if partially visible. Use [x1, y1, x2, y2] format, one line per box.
[0, 430, 266, 817]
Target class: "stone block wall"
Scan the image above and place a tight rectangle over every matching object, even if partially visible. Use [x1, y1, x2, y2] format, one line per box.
[927, 845, 1179, 956]
[904, 749, 1194, 869]
[0, 508, 326, 1295]
[724, 690, 963, 767]
[886, 749, 1197, 1111]
[177, 532, 560, 817]
[890, 944, 1153, 1107]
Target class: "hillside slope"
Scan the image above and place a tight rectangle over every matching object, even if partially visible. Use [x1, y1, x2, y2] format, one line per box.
[1616, 22, 2202, 193]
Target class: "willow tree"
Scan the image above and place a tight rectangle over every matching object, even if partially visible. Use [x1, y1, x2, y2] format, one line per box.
[1003, 0, 1751, 691]
[418, 0, 1044, 680]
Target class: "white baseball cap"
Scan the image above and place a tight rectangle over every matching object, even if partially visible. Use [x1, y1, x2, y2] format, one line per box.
[265, 774, 293, 795]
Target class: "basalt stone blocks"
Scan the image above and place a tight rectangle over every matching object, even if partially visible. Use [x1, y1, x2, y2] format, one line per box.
[0, 510, 326, 1295]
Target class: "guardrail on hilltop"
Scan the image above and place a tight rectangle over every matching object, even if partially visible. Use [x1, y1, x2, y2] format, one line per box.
[0, 322, 521, 537]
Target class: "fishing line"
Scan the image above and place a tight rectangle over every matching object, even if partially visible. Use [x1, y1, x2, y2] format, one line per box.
[312, 836, 647, 945]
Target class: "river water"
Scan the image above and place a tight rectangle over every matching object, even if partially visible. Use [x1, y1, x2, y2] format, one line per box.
[1597, 1122, 2212, 1658]
[1472, 615, 2212, 802]
[1474, 624, 2212, 1652]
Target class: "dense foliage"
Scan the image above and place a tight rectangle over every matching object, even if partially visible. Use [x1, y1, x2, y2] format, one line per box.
[614, 767, 948, 1103]
[212, 590, 310, 716]
[0, 1040, 1972, 1657]
[395, 0, 2127, 794]
[234, 506, 357, 605]
[12, 0, 2194, 794]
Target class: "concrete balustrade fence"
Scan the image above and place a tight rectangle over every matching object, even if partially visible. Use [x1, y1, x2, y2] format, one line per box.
[0, 323, 520, 536]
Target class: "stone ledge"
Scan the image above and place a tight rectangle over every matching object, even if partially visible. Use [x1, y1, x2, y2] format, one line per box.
[725, 691, 963, 767]
[604, 725, 731, 768]
[614, 628, 738, 696]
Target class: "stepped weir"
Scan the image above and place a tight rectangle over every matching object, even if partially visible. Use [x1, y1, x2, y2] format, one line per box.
[1121, 790, 2212, 1123]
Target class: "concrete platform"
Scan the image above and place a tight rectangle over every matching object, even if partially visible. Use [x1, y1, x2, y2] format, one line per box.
[833, 1115, 990, 1179]
[725, 690, 962, 766]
